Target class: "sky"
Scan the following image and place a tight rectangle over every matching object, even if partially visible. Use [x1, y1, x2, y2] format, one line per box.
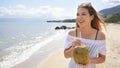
[0, 0, 120, 20]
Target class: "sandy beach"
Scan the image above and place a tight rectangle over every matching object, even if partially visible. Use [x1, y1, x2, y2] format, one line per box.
[13, 23, 120, 68]
[12, 30, 68, 68]
[37, 49, 69, 68]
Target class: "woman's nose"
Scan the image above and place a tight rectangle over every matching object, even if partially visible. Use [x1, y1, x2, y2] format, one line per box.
[77, 16, 82, 21]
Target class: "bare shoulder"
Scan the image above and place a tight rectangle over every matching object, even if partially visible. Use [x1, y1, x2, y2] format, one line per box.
[68, 29, 76, 36]
[97, 31, 106, 40]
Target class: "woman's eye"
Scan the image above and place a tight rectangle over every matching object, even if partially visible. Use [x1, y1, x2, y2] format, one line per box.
[82, 13, 86, 15]
[77, 13, 79, 16]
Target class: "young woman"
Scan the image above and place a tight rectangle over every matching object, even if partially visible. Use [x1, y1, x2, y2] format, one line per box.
[64, 2, 106, 68]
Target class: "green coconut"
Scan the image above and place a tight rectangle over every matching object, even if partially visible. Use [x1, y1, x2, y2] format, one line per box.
[73, 45, 89, 65]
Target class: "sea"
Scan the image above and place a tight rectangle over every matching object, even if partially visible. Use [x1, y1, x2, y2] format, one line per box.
[0, 21, 75, 68]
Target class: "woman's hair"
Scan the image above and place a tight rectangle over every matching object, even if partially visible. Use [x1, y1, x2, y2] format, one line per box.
[76, 2, 106, 31]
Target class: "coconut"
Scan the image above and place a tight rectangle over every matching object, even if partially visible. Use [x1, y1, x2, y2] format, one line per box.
[73, 45, 89, 65]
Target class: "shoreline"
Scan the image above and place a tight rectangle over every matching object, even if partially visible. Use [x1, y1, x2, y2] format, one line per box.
[12, 24, 120, 68]
[12, 31, 67, 68]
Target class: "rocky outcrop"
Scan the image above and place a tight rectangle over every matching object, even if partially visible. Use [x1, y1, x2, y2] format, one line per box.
[55, 25, 75, 30]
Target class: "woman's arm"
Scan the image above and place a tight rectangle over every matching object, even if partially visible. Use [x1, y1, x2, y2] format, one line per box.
[64, 39, 81, 58]
[90, 53, 106, 64]
[90, 31, 106, 64]
[64, 30, 81, 58]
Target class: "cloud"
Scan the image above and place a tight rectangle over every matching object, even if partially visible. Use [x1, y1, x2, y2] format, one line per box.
[0, 4, 75, 19]
[102, 0, 120, 4]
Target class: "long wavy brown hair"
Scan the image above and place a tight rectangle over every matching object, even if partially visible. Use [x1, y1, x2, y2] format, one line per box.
[76, 2, 106, 31]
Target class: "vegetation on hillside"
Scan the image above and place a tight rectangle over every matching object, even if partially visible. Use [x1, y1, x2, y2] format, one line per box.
[104, 13, 120, 23]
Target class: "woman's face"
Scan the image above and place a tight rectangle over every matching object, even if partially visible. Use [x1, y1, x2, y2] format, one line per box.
[76, 7, 94, 28]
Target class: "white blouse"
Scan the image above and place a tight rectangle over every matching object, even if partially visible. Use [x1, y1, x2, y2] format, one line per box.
[64, 34, 106, 68]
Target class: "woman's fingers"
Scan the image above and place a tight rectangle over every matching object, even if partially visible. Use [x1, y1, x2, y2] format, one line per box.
[72, 39, 81, 47]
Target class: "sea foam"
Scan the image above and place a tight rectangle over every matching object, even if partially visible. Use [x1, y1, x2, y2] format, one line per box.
[0, 30, 65, 68]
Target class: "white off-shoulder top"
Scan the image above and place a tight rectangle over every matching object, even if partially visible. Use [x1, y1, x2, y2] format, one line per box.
[64, 34, 106, 68]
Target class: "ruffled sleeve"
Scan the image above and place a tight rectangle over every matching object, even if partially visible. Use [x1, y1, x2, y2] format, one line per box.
[98, 41, 106, 55]
[64, 35, 74, 49]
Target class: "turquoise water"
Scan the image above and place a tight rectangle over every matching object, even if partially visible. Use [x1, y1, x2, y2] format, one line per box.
[0, 21, 75, 68]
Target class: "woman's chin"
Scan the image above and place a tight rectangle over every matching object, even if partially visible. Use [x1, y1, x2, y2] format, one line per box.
[78, 24, 85, 28]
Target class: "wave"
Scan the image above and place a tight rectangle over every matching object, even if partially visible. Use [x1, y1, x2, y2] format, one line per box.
[0, 30, 66, 68]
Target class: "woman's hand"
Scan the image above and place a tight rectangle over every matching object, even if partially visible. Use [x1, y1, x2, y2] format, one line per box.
[64, 39, 81, 58]
[72, 39, 81, 48]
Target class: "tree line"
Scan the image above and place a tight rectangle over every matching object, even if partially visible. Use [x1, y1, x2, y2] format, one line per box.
[104, 13, 120, 23]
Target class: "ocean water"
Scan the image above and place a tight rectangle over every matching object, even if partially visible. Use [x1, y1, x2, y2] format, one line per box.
[0, 21, 75, 68]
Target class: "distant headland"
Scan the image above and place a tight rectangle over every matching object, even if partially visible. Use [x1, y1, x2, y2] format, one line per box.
[47, 19, 75, 23]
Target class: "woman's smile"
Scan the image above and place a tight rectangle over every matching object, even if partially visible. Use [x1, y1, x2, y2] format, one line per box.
[78, 20, 85, 25]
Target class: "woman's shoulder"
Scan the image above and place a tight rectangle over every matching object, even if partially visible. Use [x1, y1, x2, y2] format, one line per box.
[68, 29, 76, 37]
[97, 31, 105, 40]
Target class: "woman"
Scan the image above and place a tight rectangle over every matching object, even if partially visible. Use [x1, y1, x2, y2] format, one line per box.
[64, 2, 106, 68]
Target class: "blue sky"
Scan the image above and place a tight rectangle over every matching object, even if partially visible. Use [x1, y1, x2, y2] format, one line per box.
[0, 0, 120, 20]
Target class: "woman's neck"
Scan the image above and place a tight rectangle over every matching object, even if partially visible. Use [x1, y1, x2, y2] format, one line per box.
[78, 26, 96, 37]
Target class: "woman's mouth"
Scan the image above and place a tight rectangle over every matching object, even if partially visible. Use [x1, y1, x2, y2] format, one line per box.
[79, 21, 85, 24]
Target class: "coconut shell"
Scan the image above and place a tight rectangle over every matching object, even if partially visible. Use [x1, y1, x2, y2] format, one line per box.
[73, 45, 89, 65]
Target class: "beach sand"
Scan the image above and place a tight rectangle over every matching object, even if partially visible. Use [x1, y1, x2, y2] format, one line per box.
[13, 24, 120, 68]
[96, 24, 120, 68]
[37, 49, 69, 68]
